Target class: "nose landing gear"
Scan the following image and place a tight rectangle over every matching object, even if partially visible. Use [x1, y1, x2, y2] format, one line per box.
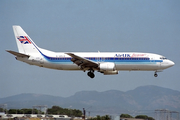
[87, 70, 95, 78]
[154, 71, 158, 77]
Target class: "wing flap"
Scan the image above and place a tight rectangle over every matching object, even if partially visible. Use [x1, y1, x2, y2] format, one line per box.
[65, 53, 98, 68]
[6, 50, 30, 57]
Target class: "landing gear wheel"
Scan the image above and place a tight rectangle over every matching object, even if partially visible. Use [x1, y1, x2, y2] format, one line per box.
[87, 71, 95, 78]
[90, 73, 95, 78]
[87, 72, 91, 76]
[154, 73, 158, 77]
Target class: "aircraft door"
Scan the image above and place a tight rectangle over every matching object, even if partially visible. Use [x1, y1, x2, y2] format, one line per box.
[151, 58, 155, 62]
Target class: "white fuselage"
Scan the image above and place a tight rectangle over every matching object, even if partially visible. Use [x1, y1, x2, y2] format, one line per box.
[8, 25, 174, 78]
[16, 49, 174, 72]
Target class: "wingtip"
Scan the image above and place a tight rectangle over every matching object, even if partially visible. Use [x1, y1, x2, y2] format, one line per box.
[6, 50, 11, 52]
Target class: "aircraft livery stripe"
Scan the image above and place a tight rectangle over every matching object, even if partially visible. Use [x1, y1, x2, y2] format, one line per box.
[29, 39, 162, 64]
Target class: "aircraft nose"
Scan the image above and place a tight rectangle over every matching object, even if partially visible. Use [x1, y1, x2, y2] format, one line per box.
[168, 60, 175, 67]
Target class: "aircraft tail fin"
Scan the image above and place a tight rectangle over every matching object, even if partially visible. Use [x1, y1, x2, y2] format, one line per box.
[12, 25, 40, 55]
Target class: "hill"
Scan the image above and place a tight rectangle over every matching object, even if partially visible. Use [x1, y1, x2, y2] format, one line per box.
[0, 85, 180, 115]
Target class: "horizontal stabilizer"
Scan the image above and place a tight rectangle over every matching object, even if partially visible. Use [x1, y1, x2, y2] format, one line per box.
[6, 50, 30, 57]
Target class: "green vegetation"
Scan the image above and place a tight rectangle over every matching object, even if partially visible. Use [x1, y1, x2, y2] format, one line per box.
[120, 114, 133, 118]
[8, 109, 39, 114]
[1, 106, 82, 117]
[0, 108, 39, 114]
[0, 108, 4, 112]
[135, 115, 155, 120]
[47, 106, 82, 117]
[120, 114, 155, 120]
[135, 115, 149, 119]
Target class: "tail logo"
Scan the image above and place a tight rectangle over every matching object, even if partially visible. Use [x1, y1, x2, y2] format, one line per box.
[17, 36, 32, 44]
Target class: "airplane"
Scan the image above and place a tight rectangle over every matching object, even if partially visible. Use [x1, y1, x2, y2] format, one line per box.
[6, 25, 175, 78]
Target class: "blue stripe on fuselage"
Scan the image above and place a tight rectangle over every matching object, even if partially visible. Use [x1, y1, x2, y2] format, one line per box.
[42, 57, 162, 64]
[40, 54, 162, 64]
[30, 41, 163, 64]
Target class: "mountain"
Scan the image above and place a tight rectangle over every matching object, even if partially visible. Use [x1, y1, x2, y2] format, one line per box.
[126, 86, 180, 110]
[0, 93, 64, 109]
[0, 85, 180, 116]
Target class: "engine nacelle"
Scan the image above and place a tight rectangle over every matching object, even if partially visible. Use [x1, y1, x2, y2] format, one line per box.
[103, 70, 118, 75]
[99, 62, 116, 71]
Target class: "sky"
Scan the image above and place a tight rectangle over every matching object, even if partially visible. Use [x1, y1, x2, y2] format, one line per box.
[0, 0, 180, 98]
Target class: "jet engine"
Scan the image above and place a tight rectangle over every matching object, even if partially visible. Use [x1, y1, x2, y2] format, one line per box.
[99, 62, 116, 71]
[103, 70, 118, 75]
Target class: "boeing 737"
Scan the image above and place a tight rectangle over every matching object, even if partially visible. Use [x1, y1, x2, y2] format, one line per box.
[7, 26, 174, 78]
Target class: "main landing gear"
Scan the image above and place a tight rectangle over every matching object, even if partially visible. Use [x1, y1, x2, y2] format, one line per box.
[87, 70, 95, 78]
[154, 71, 158, 77]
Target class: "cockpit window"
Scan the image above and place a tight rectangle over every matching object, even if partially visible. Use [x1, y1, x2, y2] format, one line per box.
[160, 57, 167, 60]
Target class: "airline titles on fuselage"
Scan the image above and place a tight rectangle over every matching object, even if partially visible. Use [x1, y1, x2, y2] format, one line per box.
[114, 53, 148, 58]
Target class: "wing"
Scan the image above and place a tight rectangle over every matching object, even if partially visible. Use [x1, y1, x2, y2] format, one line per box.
[65, 53, 98, 69]
[6, 50, 30, 58]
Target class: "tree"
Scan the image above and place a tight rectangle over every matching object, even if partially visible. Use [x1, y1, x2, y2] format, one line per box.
[102, 115, 110, 120]
[120, 114, 133, 118]
[8, 109, 17, 114]
[135, 115, 148, 119]
[47, 106, 82, 117]
[96, 115, 101, 120]
[71, 109, 82, 117]
[147, 116, 155, 120]
[135, 115, 155, 120]
[0, 108, 3, 112]
[8, 108, 39, 114]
